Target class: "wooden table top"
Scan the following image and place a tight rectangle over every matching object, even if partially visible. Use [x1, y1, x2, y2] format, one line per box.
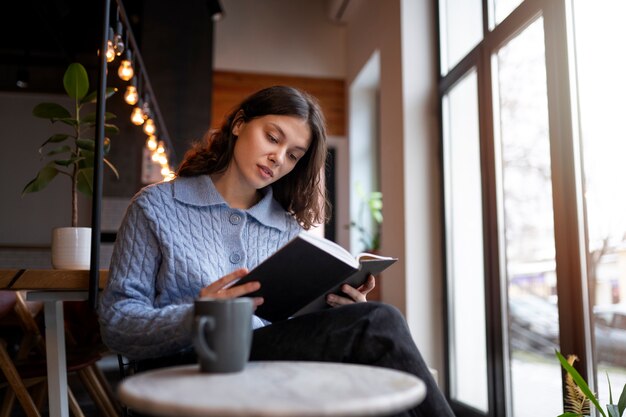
[0, 269, 108, 290]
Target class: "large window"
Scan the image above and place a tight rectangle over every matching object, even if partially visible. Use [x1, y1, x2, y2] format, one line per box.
[438, 0, 624, 415]
[572, 0, 626, 406]
[442, 70, 488, 412]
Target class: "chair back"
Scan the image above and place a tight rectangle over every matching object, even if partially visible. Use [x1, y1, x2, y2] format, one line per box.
[0, 291, 17, 320]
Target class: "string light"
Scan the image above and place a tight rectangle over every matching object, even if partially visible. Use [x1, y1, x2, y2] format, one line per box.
[143, 118, 156, 135]
[108, 0, 175, 182]
[131, 106, 145, 125]
[118, 50, 134, 81]
[124, 84, 138, 105]
[113, 21, 125, 56]
[146, 135, 158, 151]
[106, 28, 116, 63]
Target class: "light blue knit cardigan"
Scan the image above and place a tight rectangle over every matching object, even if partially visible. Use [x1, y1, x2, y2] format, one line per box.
[98, 175, 301, 360]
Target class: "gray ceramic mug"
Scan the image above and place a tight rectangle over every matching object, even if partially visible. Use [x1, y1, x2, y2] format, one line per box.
[193, 297, 254, 373]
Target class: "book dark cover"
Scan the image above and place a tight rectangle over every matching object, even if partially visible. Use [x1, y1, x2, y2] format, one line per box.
[234, 234, 396, 322]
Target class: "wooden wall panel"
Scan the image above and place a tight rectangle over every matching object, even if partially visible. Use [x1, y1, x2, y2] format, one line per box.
[212, 71, 346, 137]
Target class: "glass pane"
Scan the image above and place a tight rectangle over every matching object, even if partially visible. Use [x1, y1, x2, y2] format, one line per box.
[438, 0, 483, 74]
[573, 0, 626, 406]
[494, 18, 562, 417]
[491, 0, 523, 27]
[443, 70, 488, 412]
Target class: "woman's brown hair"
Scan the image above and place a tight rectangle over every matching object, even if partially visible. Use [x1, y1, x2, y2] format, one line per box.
[176, 86, 328, 229]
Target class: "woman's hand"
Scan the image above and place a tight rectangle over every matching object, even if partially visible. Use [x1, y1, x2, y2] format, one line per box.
[198, 268, 264, 308]
[325, 275, 376, 308]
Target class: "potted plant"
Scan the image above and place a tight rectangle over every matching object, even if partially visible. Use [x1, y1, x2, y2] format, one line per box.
[349, 182, 383, 252]
[22, 62, 119, 269]
[556, 350, 626, 417]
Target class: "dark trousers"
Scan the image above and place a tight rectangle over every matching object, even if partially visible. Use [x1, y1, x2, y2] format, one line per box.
[136, 302, 455, 417]
[250, 302, 455, 417]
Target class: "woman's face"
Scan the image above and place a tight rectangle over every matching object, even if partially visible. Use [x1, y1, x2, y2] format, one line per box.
[230, 114, 312, 191]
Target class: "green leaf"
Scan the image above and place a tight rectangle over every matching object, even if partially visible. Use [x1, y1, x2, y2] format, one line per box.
[77, 137, 111, 154]
[617, 382, 626, 416]
[54, 157, 84, 167]
[608, 373, 614, 405]
[370, 199, 383, 210]
[557, 413, 584, 417]
[77, 139, 95, 151]
[56, 118, 79, 127]
[81, 87, 117, 105]
[81, 111, 116, 125]
[607, 405, 619, 417]
[556, 351, 606, 417]
[44, 145, 72, 157]
[63, 63, 89, 99]
[40, 134, 70, 147]
[32, 103, 71, 119]
[79, 150, 94, 168]
[104, 123, 120, 136]
[22, 163, 59, 195]
[76, 168, 94, 196]
[104, 158, 120, 179]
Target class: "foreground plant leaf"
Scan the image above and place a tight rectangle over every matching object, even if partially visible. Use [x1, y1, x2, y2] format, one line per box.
[556, 351, 606, 417]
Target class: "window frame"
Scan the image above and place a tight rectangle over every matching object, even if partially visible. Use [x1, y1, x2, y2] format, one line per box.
[437, 0, 593, 415]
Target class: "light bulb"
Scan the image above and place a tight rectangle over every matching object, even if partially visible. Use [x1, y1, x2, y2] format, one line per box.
[146, 135, 158, 151]
[151, 152, 160, 162]
[118, 59, 134, 81]
[106, 40, 116, 62]
[157, 154, 168, 165]
[161, 166, 171, 176]
[156, 141, 165, 154]
[106, 27, 116, 62]
[143, 118, 156, 135]
[113, 22, 125, 56]
[124, 85, 138, 105]
[131, 106, 145, 125]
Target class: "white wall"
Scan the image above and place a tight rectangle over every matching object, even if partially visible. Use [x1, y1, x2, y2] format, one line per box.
[215, 0, 347, 78]
[344, 0, 444, 376]
[400, 0, 445, 379]
[214, 0, 445, 379]
[0, 92, 92, 246]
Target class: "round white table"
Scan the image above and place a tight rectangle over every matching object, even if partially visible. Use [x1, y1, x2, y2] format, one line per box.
[118, 361, 426, 416]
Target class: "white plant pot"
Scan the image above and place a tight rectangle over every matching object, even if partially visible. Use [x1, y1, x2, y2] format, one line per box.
[51, 227, 92, 270]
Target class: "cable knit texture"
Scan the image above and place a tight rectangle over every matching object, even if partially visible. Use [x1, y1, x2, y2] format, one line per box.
[98, 175, 301, 360]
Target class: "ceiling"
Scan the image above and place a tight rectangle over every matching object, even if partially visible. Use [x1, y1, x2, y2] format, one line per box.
[0, 0, 143, 92]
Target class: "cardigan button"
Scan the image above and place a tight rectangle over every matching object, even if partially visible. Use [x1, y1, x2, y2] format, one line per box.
[229, 253, 242, 263]
[229, 213, 242, 225]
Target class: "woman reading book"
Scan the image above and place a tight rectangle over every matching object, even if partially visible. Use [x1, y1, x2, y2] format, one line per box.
[99, 86, 454, 417]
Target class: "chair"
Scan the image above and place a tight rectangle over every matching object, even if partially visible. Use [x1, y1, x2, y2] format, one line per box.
[0, 290, 46, 417]
[0, 291, 121, 417]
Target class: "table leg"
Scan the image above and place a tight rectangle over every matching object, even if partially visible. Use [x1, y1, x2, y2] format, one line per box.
[44, 300, 69, 417]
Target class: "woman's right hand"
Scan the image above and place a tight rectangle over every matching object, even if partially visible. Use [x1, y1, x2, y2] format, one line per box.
[198, 268, 264, 308]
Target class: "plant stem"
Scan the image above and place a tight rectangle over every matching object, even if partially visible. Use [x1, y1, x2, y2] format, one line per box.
[71, 97, 80, 227]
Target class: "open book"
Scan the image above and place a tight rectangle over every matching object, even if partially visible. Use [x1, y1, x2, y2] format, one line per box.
[233, 231, 397, 322]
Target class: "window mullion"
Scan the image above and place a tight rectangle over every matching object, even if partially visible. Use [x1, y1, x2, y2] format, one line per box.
[542, 0, 593, 390]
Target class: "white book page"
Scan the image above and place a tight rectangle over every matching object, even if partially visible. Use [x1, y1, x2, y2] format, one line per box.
[298, 231, 358, 268]
[356, 252, 395, 262]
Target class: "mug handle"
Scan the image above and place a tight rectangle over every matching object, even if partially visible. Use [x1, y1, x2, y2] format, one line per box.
[194, 316, 217, 362]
